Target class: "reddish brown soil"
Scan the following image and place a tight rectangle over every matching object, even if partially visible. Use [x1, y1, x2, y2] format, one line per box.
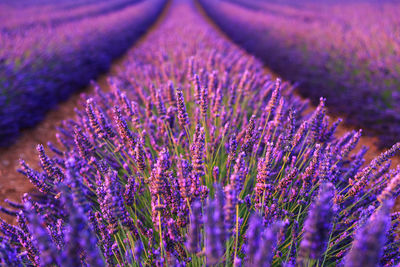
[0, 72, 113, 224]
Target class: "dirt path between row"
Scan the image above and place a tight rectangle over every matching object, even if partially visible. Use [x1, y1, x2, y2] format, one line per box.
[0, 1, 171, 223]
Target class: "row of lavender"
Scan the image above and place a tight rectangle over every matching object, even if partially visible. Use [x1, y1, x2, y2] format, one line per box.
[199, 0, 400, 147]
[0, 0, 166, 146]
[1, 0, 141, 33]
[1, 0, 400, 265]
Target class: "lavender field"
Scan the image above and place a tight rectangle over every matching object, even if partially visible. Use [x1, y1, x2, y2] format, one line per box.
[0, 0, 165, 146]
[199, 0, 400, 147]
[1, 0, 400, 266]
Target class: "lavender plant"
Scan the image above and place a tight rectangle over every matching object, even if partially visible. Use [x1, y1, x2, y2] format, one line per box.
[1, 0, 143, 32]
[1, 0, 400, 266]
[199, 0, 400, 147]
[0, 0, 166, 146]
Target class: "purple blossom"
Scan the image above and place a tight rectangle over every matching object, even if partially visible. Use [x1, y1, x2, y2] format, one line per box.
[298, 182, 336, 263]
[345, 200, 393, 267]
[204, 197, 224, 265]
[176, 87, 190, 129]
[186, 201, 202, 254]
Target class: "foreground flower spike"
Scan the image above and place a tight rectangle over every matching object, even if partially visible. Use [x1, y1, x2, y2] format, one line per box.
[298, 182, 336, 264]
[134, 240, 144, 266]
[345, 199, 394, 267]
[186, 201, 202, 254]
[245, 214, 282, 266]
[25, 202, 59, 266]
[204, 198, 224, 265]
[245, 214, 264, 265]
[254, 222, 282, 266]
[60, 162, 105, 267]
[224, 184, 238, 234]
[214, 184, 227, 245]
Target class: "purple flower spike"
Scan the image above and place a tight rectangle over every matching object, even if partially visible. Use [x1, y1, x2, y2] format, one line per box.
[234, 257, 242, 267]
[193, 74, 202, 105]
[200, 86, 208, 120]
[155, 88, 167, 116]
[178, 157, 192, 201]
[224, 184, 238, 235]
[102, 170, 138, 238]
[25, 202, 59, 266]
[135, 142, 147, 172]
[298, 182, 336, 263]
[204, 197, 224, 265]
[176, 87, 190, 129]
[214, 184, 227, 247]
[253, 221, 282, 267]
[186, 201, 202, 254]
[265, 78, 282, 116]
[245, 214, 281, 266]
[37, 144, 65, 183]
[241, 115, 256, 156]
[59, 183, 104, 267]
[378, 173, 400, 203]
[19, 159, 52, 194]
[345, 199, 394, 267]
[114, 106, 137, 151]
[86, 98, 104, 137]
[134, 240, 144, 266]
[192, 125, 205, 178]
[167, 81, 177, 107]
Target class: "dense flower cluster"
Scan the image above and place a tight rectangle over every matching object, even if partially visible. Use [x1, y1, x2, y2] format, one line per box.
[1, 0, 399, 266]
[0, 0, 166, 146]
[199, 0, 400, 147]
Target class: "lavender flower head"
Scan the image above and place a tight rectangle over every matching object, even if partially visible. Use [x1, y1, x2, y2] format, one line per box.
[298, 182, 336, 262]
[345, 199, 394, 267]
[186, 201, 202, 254]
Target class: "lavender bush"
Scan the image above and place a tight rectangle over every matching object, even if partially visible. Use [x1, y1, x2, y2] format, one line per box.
[1, 0, 142, 31]
[199, 0, 400, 147]
[1, 0, 400, 266]
[0, 0, 166, 146]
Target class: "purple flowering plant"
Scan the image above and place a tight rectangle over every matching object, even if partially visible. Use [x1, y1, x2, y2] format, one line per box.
[0, 0, 166, 146]
[199, 0, 400, 147]
[0, 1, 400, 266]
